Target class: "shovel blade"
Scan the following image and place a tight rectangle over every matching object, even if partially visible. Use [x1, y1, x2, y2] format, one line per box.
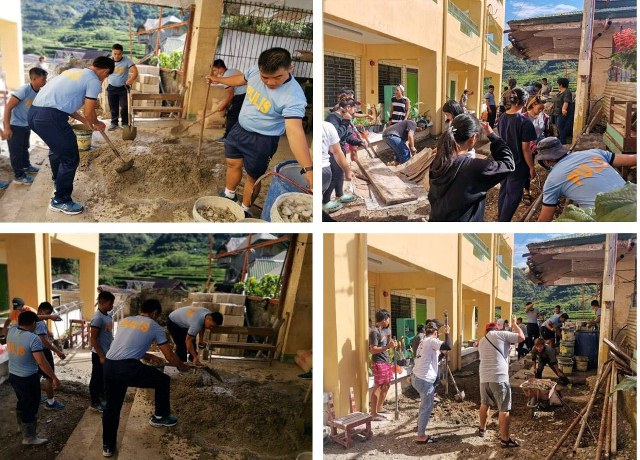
[122, 126, 137, 141]
[116, 159, 134, 173]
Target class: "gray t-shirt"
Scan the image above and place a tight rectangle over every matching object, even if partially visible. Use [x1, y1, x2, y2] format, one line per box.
[91, 308, 114, 354]
[383, 119, 417, 141]
[168, 306, 211, 336]
[106, 315, 167, 361]
[369, 326, 390, 363]
[478, 331, 519, 383]
[530, 344, 557, 364]
[526, 308, 539, 324]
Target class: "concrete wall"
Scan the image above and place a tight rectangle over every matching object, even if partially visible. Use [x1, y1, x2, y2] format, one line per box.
[0, 0, 24, 89]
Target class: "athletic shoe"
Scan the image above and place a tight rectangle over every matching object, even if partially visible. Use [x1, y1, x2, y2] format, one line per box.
[149, 414, 178, 427]
[122, 124, 129, 128]
[0, 181, 9, 190]
[44, 400, 65, 410]
[218, 191, 237, 202]
[40, 395, 47, 404]
[102, 445, 114, 457]
[49, 199, 84, 215]
[108, 124, 118, 131]
[13, 175, 34, 185]
[24, 165, 40, 174]
[90, 402, 105, 412]
[214, 136, 226, 143]
[298, 371, 312, 380]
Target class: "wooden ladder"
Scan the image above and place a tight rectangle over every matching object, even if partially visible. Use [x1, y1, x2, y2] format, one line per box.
[326, 387, 373, 449]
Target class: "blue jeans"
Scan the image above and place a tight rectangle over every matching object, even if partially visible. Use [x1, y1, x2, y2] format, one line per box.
[556, 113, 569, 144]
[322, 152, 344, 204]
[28, 106, 79, 203]
[412, 376, 435, 436]
[497, 167, 530, 222]
[383, 135, 410, 164]
[7, 124, 31, 178]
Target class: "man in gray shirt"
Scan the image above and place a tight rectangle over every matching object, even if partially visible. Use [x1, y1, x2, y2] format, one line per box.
[382, 119, 420, 165]
[477, 316, 525, 448]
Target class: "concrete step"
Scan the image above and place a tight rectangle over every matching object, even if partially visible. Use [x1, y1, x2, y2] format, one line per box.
[56, 391, 134, 460]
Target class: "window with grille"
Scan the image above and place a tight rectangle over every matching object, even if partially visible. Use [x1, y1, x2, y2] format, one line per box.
[390, 293, 411, 336]
[378, 64, 402, 103]
[324, 55, 355, 107]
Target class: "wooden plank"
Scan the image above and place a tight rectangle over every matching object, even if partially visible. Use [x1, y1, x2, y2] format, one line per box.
[355, 156, 418, 205]
[132, 107, 183, 113]
[208, 342, 275, 351]
[611, 367, 618, 455]
[131, 93, 182, 101]
[214, 325, 275, 336]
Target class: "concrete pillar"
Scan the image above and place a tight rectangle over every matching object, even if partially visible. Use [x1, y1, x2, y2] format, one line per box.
[6, 234, 46, 308]
[78, 251, 99, 320]
[183, 0, 224, 120]
[0, 2, 25, 90]
[434, 275, 457, 369]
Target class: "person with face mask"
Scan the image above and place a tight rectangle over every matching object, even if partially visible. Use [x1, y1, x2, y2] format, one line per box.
[536, 137, 636, 221]
[428, 113, 515, 221]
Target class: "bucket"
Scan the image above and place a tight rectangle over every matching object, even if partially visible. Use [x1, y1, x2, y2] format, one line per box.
[270, 192, 312, 223]
[73, 124, 93, 151]
[558, 357, 574, 374]
[260, 160, 310, 221]
[192, 196, 244, 222]
[561, 328, 575, 342]
[575, 356, 589, 372]
[560, 340, 575, 357]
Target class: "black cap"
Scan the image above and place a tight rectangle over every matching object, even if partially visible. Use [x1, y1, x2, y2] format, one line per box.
[12, 297, 25, 309]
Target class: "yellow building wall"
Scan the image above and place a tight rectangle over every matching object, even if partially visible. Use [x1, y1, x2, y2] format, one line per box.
[5, 234, 47, 309]
[0, 0, 24, 90]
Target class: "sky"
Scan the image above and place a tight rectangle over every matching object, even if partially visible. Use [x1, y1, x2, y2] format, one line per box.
[513, 233, 574, 268]
[504, 0, 583, 26]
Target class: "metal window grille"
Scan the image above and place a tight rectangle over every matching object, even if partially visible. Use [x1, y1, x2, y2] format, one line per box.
[216, 0, 313, 79]
[378, 64, 402, 103]
[324, 55, 355, 107]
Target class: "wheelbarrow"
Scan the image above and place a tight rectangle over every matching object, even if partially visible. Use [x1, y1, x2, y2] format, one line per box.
[520, 378, 558, 418]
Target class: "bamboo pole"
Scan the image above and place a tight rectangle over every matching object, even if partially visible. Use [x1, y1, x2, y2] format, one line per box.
[604, 365, 615, 459]
[594, 370, 611, 460]
[611, 364, 618, 455]
[544, 405, 588, 460]
[573, 360, 613, 452]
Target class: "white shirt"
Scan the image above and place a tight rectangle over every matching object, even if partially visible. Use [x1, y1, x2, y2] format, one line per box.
[322, 121, 340, 168]
[412, 336, 443, 383]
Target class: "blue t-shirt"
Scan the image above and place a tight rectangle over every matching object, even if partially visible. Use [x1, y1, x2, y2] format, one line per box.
[35, 320, 49, 338]
[106, 315, 167, 361]
[90, 308, 114, 354]
[7, 325, 43, 377]
[33, 68, 102, 115]
[543, 313, 562, 329]
[168, 307, 211, 337]
[542, 149, 624, 208]
[238, 66, 306, 136]
[222, 69, 247, 96]
[108, 56, 134, 87]
[485, 92, 496, 106]
[10, 83, 39, 127]
[525, 308, 539, 324]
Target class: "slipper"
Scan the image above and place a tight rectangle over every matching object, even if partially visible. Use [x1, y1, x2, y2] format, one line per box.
[415, 436, 437, 444]
[377, 408, 390, 414]
[323, 200, 342, 214]
[338, 193, 357, 204]
[500, 438, 519, 448]
[371, 414, 387, 421]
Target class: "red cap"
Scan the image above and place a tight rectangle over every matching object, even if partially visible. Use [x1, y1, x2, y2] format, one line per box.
[486, 322, 500, 332]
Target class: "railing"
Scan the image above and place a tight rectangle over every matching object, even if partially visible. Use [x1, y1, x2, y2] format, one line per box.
[448, 2, 480, 37]
[69, 319, 90, 349]
[486, 37, 500, 55]
[464, 234, 491, 260]
[498, 261, 511, 279]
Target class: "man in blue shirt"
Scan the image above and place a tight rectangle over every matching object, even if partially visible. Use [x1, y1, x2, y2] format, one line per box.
[536, 137, 637, 221]
[2, 67, 48, 185]
[541, 312, 569, 346]
[7, 311, 60, 445]
[206, 47, 313, 216]
[35, 302, 66, 410]
[107, 44, 138, 131]
[211, 58, 247, 143]
[29, 56, 114, 215]
[89, 291, 115, 412]
[167, 306, 223, 363]
[484, 85, 496, 128]
[102, 299, 188, 458]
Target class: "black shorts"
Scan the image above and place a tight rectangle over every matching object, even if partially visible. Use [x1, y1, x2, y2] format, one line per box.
[224, 123, 280, 179]
[540, 326, 556, 340]
[38, 349, 55, 379]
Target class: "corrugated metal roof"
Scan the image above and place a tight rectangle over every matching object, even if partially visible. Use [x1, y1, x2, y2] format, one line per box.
[249, 260, 284, 279]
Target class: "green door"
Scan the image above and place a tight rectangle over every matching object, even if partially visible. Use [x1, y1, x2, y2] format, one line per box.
[406, 69, 418, 113]
[383, 85, 396, 122]
[449, 80, 457, 101]
[0, 265, 8, 314]
[415, 298, 427, 326]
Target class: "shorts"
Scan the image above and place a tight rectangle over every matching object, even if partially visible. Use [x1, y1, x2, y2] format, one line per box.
[540, 327, 556, 340]
[38, 349, 55, 379]
[480, 381, 512, 412]
[224, 123, 280, 179]
[372, 362, 394, 386]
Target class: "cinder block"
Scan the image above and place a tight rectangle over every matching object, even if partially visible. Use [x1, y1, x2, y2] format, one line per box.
[223, 315, 244, 327]
[189, 293, 214, 302]
[140, 83, 158, 93]
[136, 65, 160, 76]
[191, 302, 214, 309]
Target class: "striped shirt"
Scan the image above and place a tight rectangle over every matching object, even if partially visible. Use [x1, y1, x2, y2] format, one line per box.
[389, 96, 408, 124]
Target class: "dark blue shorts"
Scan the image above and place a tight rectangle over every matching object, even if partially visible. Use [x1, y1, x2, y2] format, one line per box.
[224, 123, 280, 179]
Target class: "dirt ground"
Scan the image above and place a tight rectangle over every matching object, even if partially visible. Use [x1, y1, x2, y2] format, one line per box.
[324, 360, 636, 460]
[0, 379, 92, 460]
[165, 360, 312, 460]
[0, 121, 310, 222]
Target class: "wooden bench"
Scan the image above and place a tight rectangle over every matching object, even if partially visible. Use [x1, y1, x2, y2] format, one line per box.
[131, 93, 184, 116]
[326, 387, 372, 449]
[205, 318, 285, 365]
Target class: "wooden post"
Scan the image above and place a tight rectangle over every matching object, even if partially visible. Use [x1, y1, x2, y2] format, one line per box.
[573, 0, 596, 134]
[594, 372, 611, 460]
[544, 405, 588, 460]
[155, 7, 163, 56]
[573, 360, 613, 452]
[611, 365, 618, 455]
[598, 234, 617, 371]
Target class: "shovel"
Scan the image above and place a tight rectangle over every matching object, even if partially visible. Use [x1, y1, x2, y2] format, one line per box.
[170, 109, 221, 136]
[98, 131, 134, 173]
[447, 364, 466, 401]
[122, 86, 137, 141]
[153, 361, 223, 383]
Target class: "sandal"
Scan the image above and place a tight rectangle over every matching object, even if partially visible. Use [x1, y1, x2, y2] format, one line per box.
[415, 436, 437, 444]
[500, 438, 519, 448]
[371, 414, 387, 421]
[338, 193, 357, 204]
[322, 200, 342, 214]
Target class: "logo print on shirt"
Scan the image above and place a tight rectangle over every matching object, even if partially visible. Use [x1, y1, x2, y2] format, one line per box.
[64, 69, 84, 81]
[7, 342, 26, 356]
[24, 98, 33, 107]
[113, 66, 126, 75]
[120, 318, 150, 333]
[566, 156, 609, 186]
[246, 85, 272, 114]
